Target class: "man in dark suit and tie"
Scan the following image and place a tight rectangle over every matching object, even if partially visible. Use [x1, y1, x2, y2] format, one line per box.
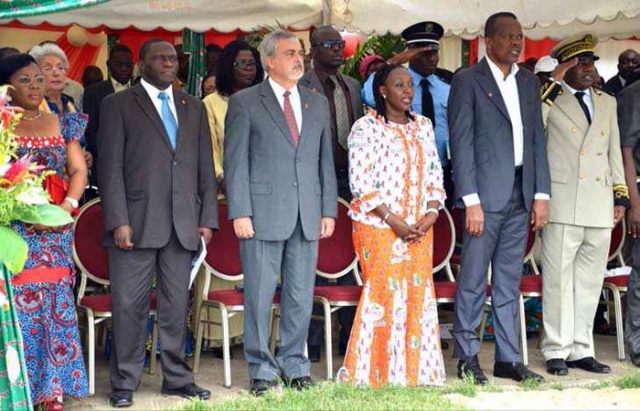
[98, 39, 217, 408]
[83, 44, 134, 173]
[299, 25, 362, 362]
[449, 12, 551, 385]
[224, 29, 338, 397]
[603, 49, 638, 96]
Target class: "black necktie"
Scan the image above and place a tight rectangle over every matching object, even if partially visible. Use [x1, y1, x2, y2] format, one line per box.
[420, 78, 436, 127]
[574, 91, 592, 125]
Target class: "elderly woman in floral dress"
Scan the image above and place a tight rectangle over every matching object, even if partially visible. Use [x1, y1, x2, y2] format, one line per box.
[338, 64, 446, 387]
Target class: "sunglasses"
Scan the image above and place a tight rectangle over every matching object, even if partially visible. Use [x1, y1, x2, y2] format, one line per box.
[234, 59, 257, 69]
[312, 40, 346, 51]
[15, 74, 45, 86]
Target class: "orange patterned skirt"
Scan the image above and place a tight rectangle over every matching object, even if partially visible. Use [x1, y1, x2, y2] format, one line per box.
[337, 221, 445, 387]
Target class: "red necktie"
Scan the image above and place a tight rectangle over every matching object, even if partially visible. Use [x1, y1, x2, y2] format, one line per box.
[283, 90, 299, 146]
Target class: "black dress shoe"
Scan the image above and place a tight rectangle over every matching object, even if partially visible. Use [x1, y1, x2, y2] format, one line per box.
[631, 353, 640, 368]
[546, 359, 568, 376]
[494, 362, 545, 383]
[566, 357, 611, 374]
[285, 376, 314, 390]
[108, 390, 133, 408]
[161, 383, 211, 400]
[457, 355, 488, 385]
[307, 345, 321, 363]
[250, 379, 280, 397]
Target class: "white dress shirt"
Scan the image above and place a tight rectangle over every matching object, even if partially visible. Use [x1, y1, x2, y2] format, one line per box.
[140, 78, 179, 126]
[268, 77, 303, 132]
[463, 57, 549, 207]
[562, 82, 594, 119]
[111, 77, 130, 94]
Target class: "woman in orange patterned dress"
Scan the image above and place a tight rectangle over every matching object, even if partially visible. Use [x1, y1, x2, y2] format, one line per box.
[338, 64, 446, 387]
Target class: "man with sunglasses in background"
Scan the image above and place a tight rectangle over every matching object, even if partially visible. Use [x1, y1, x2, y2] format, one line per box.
[299, 25, 363, 363]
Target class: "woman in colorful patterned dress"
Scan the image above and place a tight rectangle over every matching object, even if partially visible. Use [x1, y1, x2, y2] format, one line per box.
[338, 64, 446, 387]
[0, 54, 88, 410]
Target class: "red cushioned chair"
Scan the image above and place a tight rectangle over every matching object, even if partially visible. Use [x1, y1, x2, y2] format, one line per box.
[603, 218, 628, 360]
[310, 198, 361, 380]
[192, 201, 280, 387]
[449, 207, 465, 272]
[73, 198, 158, 395]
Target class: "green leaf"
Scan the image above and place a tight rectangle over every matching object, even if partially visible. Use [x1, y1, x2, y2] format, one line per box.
[19, 204, 73, 227]
[0, 225, 28, 274]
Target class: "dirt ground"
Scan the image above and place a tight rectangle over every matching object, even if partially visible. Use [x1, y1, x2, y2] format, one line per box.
[65, 332, 640, 410]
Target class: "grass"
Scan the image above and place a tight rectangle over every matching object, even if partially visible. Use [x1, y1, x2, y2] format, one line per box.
[441, 374, 477, 397]
[616, 372, 640, 389]
[586, 381, 611, 390]
[521, 377, 543, 391]
[549, 382, 564, 391]
[177, 382, 463, 411]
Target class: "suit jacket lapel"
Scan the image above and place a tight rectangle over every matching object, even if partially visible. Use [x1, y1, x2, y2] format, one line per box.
[298, 86, 312, 149]
[260, 80, 296, 148]
[582, 88, 603, 149]
[554, 88, 590, 134]
[474, 58, 510, 122]
[516, 70, 530, 128]
[173, 90, 186, 154]
[133, 84, 175, 153]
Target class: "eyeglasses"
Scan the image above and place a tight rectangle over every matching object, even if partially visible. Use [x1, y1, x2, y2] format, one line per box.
[312, 40, 346, 51]
[41, 65, 68, 73]
[15, 75, 45, 86]
[234, 59, 257, 69]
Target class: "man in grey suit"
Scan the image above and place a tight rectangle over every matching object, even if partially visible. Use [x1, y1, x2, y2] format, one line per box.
[98, 39, 217, 408]
[299, 25, 362, 362]
[449, 12, 550, 385]
[224, 30, 338, 396]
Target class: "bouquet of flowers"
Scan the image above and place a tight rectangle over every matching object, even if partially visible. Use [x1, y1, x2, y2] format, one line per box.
[0, 85, 73, 274]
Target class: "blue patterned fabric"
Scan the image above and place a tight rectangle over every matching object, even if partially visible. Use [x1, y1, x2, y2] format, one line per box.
[10, 124, 89, 403]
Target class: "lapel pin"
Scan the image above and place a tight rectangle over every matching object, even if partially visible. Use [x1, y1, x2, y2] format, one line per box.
[304, 102, 309, 110]
[488, 92, 492, 98]
[180, 98, 187, 105]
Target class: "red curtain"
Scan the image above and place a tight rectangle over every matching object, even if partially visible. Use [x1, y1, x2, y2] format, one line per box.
[54, 33, 101, 82]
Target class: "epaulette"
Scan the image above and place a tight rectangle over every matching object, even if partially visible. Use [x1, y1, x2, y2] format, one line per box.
[541, 80, 562, 106]
[593, 85, 614, 97]
[435, 68, 453, 85]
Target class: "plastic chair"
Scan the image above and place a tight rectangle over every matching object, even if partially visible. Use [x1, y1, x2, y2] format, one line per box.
[73, 198, 158, 395]
[192, 201, 280, 387]
[310, 197, 362, 380]
[603, 218, 628, 360]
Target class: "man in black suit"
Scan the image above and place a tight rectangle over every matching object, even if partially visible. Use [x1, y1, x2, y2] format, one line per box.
[449, 12, 550, 385]
[604, 49, 638, 96]
[299, 25, 362, 362]
[84, 44, 134, 171]
[98, 39, 217, 408]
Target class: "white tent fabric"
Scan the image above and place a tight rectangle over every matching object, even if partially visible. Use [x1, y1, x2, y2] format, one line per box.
[0, 0, 324, 32]
[2, 0, 640, 40]
[329, 0, 640, 40]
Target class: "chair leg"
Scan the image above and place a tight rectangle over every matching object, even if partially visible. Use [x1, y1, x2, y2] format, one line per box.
[149, 314, 158, 375]
[322, 300, 333, 381]
[537, 326, 545, 350]
[193, 306, 206, 374]
[612, 287, 626, 360]
[86, 310, 95, 396]
[220, 305, 232, 388]
[519, 295, 529, 366]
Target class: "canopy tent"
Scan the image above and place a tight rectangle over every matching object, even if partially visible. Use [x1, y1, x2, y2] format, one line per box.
[2, 0, 640, 40]
[0, 0, 324, 32]
[329, 0, 640, 40]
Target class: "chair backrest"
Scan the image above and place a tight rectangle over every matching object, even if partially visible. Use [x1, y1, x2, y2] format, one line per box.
[523, 224, 537, 261]
[609, 218, 626, 263]
[451, 207, 465, 248]
[203, 201, 243, 282]
[73, 197, 110, 285]
[433, 207, 456, 277]
[316, 198, 360, 284]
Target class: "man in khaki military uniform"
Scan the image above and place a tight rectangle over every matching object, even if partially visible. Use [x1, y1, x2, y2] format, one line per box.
[541, 33, 629, 376]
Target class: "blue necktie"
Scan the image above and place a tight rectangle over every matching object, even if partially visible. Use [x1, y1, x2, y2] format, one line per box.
[158, 91, 178, 150]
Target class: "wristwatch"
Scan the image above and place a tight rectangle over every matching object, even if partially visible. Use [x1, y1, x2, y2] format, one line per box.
[64, 196, 79, 209]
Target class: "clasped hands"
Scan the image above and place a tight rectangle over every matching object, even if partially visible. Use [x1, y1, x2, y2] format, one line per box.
[388, 212, 438, 243]
[233, 217, 336, 239]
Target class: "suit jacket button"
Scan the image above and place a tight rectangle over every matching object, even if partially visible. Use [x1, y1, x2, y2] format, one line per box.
[579, 149, 586, 155]
[579, 174, 585, 180]
[293, 182, 298, 187]
[571, 127, 576, 133]
[173, 161, 178, 166]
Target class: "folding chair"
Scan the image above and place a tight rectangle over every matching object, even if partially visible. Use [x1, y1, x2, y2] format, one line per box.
[73, 198, 158, 395]
[602, 219, 628, 360]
